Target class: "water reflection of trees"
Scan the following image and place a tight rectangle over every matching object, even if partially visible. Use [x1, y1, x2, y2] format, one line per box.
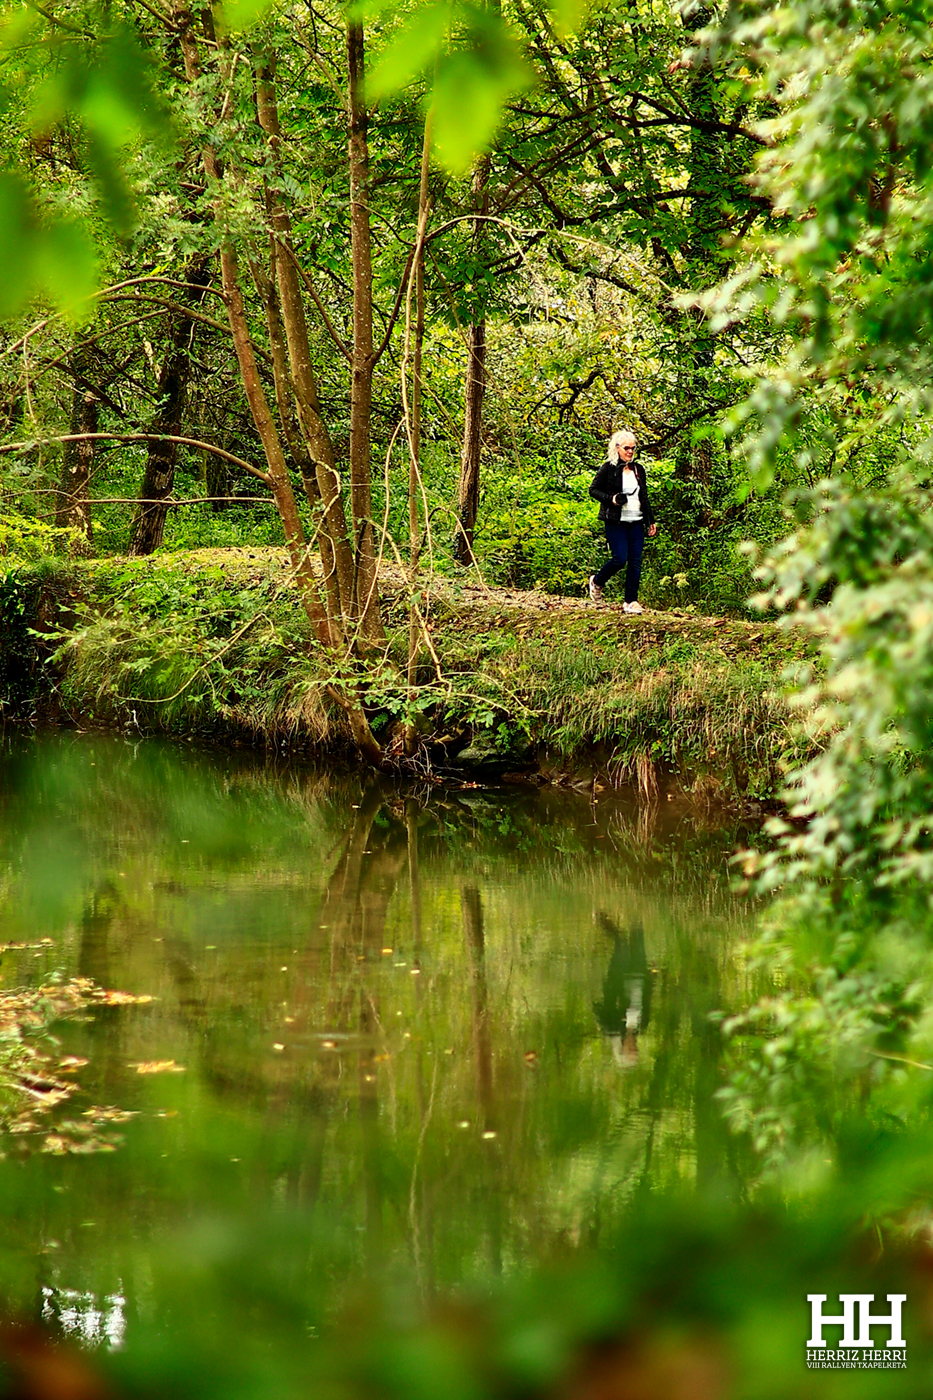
[0, 737, 758, 1319]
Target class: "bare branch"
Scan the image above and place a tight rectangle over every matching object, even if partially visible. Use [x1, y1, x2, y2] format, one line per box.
[0, 433, 271, 485]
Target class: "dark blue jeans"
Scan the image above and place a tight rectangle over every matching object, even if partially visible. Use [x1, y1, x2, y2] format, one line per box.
[594, 521, 645, 601]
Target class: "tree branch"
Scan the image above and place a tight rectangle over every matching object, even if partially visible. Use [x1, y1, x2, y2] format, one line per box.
[0, 433, 271, 484]
[371, 246, 416, 368]
[274, 238, 353, 363]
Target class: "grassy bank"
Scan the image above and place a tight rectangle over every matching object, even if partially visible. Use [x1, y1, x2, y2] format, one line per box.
[0, 549, 814, 798]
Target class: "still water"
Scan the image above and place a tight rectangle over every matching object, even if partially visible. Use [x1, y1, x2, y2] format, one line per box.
[0, 732, 755, 1360]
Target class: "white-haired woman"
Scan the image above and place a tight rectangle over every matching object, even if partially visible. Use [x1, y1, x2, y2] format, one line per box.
[588, 429, 656, 613]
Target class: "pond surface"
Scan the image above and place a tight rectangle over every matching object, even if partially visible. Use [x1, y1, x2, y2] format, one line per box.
[0, 732, 756, 1365]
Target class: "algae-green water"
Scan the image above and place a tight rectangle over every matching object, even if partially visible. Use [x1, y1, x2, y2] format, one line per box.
[0, 732, 754, 1363]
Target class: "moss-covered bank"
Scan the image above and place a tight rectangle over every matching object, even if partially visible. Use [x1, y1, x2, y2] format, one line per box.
[0, 548, 814, 799]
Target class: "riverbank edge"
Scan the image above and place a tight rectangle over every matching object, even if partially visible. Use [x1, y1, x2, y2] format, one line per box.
[0, 550, 815, 804]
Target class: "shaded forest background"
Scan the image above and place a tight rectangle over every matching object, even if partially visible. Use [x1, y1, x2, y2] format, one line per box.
[0, 0, 907, 618]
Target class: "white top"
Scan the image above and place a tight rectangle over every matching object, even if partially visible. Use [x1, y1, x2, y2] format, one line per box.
[617, 467, 642, 521]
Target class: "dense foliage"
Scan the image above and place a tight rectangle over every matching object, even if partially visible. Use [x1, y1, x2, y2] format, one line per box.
[0, 0, 803, 627]
[6, 0, 933, 1390]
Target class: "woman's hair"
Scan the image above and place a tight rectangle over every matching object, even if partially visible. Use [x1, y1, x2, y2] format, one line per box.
[607, 430, 636, 463]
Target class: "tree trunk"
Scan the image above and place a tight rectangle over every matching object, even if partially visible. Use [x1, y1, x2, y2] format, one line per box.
[674, 1, 719, 504]
[129, 255, 211, 555]
[455, 318, 487, 564]
[220, 242, 332, 646]
[454, 152, 491, 566]
[169, 0, 382, 764]
[205, 451, 228, 510]
[254, 57, 355, 646]
[56, 346, 96, 552]
[347, 20, 383, 646]
[402, 116, 432, 755]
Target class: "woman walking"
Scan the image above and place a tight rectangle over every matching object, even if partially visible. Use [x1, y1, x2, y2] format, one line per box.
[588, 429, 656, 613]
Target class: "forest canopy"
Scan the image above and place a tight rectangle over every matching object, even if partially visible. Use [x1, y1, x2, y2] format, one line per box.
[0, 0, 930, 762]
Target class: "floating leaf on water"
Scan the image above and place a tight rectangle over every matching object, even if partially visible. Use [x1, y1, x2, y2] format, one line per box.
[42, 1135, 73, 1154]
[82, 1106, 138, 1123]
[70, 1137, 119, 1154]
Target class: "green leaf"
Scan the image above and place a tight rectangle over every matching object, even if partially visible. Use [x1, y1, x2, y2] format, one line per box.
[432, 20, 531, 172]
[214, 0, 277, 34]
[366, 1, 454, 101]
[0, 173, 35, 317]
[347, 0, 400, 21]
[32, 220, 98, 320]
[548, 0, 590, 40]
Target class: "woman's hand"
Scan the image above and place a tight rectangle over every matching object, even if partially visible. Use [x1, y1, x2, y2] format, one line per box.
[648, 524, 657, 537]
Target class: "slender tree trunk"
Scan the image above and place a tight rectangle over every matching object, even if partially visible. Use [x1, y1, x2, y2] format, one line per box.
[223, 246, 386, 772]
[220, 243, 332, 644]
[254, 57, 355, 646]
[170, 0, 383, 764]
[455, 319, 487, 564]
[205, 450, 228, 510]
[347, 20, 383, 646]
[172, 1, 328, 644]
[454, 153, 491, 566]
[674, 1, 718, 505]
[56, 346, 96, 552]
[403, 116, 432, 754]
[129, 255, 210, 555]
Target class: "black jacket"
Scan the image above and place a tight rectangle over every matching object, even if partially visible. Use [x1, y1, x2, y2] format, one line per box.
[589, 457, 655, 527]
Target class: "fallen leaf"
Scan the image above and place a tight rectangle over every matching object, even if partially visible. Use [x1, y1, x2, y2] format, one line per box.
[82, 1106, 138, 1123]
[130, 1060, 185, 1074]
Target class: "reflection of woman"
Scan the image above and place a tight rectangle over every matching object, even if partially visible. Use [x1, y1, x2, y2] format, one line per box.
[588, 430, 657, 613]
[592, 915, 652, 1068]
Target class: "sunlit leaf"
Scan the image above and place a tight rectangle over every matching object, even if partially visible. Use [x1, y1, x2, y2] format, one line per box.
[84, 130, 136, 232]
[0, 172, 35, 317]
[549, 0, 590, 40]
[31, 219, 99, 318]
[214, 0, 276, 35]
[432, 25, 531, 172]
[347, 0, 398, 19]
[366, 1, 454, 101]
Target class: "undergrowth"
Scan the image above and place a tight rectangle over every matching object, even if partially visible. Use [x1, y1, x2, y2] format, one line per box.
[2, 550, 813, 793]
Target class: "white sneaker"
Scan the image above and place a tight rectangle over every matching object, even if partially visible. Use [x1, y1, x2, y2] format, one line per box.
[588, 575, 605, 604]
[623, 600, 644, 614]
